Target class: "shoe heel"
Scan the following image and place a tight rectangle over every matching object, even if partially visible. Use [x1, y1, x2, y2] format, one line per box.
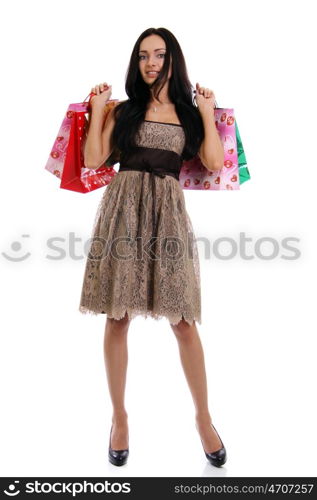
[108, 424, 129, 466]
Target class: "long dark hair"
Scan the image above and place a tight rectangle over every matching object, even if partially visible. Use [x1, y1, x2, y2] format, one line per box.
[112, 27, 205, 161]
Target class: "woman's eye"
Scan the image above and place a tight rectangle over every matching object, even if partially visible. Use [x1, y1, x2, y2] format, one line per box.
[138, 54, 165, 60]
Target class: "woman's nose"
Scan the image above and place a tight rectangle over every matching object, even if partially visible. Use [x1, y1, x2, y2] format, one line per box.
[148, 56, 157, 66]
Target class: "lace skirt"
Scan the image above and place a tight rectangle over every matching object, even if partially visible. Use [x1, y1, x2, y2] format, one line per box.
[78, 170, 201, 325]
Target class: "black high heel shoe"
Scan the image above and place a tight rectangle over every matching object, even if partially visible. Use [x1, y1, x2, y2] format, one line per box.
[199, 423, 227, 467]
[108, 424, 129, 466]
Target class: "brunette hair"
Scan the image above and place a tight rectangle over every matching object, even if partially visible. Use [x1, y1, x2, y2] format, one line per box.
[111, 27, 205, 161]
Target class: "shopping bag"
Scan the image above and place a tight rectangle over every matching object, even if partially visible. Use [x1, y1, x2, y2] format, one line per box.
[44, 94, 119, 193]
[179, 108, 250, 190]
[235, 119, 250, 185]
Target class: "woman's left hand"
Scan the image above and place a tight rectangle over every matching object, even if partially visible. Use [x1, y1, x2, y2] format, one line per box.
[195, 82, 216, 115]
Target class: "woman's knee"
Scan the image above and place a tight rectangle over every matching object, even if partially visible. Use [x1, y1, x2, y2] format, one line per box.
[106, 312, 131, 333]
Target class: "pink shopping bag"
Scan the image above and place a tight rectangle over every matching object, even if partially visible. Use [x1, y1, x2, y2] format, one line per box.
[179, 108, 242, 190]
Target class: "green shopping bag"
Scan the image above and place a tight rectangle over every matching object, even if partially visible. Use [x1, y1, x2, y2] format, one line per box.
[235, 120, 250, 185]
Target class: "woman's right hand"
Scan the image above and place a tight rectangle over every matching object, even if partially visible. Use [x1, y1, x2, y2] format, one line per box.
[90, 82, 112, 108]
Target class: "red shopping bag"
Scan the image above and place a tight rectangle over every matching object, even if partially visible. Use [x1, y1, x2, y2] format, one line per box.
[44, 94, 119, 193]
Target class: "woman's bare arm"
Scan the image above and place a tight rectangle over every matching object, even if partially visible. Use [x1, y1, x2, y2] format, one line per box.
[84, 101, 124, 169]
[83, 104, 106, 169]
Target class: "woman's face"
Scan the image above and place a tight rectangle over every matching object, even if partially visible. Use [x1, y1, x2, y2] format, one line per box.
[138, 34, 172, 84]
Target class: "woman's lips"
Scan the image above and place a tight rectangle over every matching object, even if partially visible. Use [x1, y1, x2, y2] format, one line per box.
[146, 71, 158, 77]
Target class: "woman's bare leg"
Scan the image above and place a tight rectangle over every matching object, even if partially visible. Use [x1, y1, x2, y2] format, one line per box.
[170, 318, 223, 453]
[104, 312, 131, 449]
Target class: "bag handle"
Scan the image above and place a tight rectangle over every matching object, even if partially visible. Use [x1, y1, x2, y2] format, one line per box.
[81, 92, 96, 109]
[82, 92, 91, 102]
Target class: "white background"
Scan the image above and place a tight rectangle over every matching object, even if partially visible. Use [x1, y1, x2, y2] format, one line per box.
[0, 0, 316, 478]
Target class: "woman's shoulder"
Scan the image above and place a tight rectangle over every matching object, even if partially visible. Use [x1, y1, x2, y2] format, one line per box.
[104, 99, 127, 120]
[107, 99, 128, 114]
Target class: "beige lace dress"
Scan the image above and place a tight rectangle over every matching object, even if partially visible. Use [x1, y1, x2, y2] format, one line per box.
[78, 119, 201, 325]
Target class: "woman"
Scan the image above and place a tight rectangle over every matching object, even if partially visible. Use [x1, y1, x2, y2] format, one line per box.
[79, 27, 226, 467]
